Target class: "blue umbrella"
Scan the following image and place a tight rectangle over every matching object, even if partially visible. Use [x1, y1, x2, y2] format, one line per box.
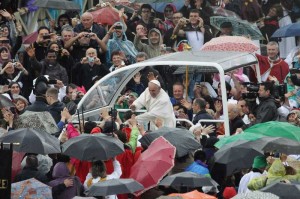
[271, 22, 300, 38]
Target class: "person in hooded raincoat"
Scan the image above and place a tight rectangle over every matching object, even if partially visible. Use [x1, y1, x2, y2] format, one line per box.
[105, 21, 138, 66]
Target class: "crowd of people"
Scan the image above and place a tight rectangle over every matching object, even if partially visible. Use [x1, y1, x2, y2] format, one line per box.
[1, 0, 300, 198]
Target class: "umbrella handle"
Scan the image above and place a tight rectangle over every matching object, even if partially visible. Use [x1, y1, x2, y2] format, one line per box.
[185, 65, 189, 100]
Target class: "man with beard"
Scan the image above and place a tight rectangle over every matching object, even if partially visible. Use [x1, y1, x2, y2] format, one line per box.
[134, 28, 162, 59]
[26, 48, 68, 84]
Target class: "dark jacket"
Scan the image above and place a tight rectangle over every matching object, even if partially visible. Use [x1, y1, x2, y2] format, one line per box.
[229, 116, 245, 135]
[73, 62, 110, 90]
[48, 101, 65, 123]
[14, 166, 48, 183]
[73, 23, 106, 40]
[26, 97, 49, 112]
[192, 109, 214, 126]
[254, 96, 278, 124]
[29, 57, 69, 84]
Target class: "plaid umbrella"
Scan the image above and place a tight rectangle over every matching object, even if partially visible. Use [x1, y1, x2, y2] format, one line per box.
[211, 6, 241, 19]
[201, 36, 259, 53]
[210, 16, 264, 40]
[11, 178, 52, 199]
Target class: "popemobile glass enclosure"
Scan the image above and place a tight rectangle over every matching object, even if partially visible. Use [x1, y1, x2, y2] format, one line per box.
[77, 51, 259, 136]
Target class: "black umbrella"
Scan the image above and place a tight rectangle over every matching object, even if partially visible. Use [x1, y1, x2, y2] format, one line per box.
[34, 0, 81, 11]
[139, 127, 201, 157]
[249, 137, 300, 155]
[0, 94, 14, 108]
[86, 178, 144, 196]
[61, 134, 124, 161]
[260, 182, 300, 199]
[213, 140, 264, 175]
[0, 128, 60, 154]
[159, 171, 218, 188]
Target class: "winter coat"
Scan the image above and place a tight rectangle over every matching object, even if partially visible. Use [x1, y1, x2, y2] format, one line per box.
[48, 162, 83, 199]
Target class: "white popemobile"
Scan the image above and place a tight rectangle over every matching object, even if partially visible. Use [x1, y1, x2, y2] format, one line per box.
[77, 51, 260, 136]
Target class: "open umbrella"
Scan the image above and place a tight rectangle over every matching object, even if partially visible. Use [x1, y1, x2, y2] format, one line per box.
[11, 178, 52, 199]
[210, 16, 264, 40]
[89, 7, 120, 26]
[215, 134, 300, 154]
[34, 0, 81, 11]
[249, 137, 300, 155]
[245, 121, 300, 142]
[260, 182, 300, 199]
[130, 136, 176, 196]
[215, 133, 264, 149]
[169, 190, 217, 199]
[213, 140, 264, 175]
[0, 94, 14, 108]
[23, 31, 38, 44]
[86, 178, 144, 197]
[271, 22, 300, 38]
[13, 111, 59, 135]
[0, 128, 61, 155]
[211, 6, 241, 19]
[201, 36, 259, 53]
[232, 191, 279, 199]
[61, 133, 124, 161]
[159, 171, 218, 188]
[150, 1, 184, 13]
[134, 0, 173, 3]
[138, 127, 201, 158]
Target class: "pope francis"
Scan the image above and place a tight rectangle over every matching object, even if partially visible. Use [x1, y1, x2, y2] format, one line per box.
[129, 79, 176, 130]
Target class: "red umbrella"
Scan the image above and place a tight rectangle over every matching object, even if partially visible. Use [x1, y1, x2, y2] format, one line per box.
[201, 36, 259, 53]
[129, 136, 176, 196]
[90, 7, 120, 26]
[23, 31, 38, 44]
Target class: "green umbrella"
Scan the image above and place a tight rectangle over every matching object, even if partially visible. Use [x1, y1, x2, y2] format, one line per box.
[215, 122, 300, 149]
[245, 121, 300, 141]
[215, 133, 264, 149]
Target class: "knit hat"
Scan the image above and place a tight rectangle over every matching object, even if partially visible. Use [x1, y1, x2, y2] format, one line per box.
[129, 92, 138, 98]
[252, 156, 268, 169]
[223, 187, 237, 199]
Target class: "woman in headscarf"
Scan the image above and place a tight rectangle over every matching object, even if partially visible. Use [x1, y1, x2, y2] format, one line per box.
[48, 162, 84, 199]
